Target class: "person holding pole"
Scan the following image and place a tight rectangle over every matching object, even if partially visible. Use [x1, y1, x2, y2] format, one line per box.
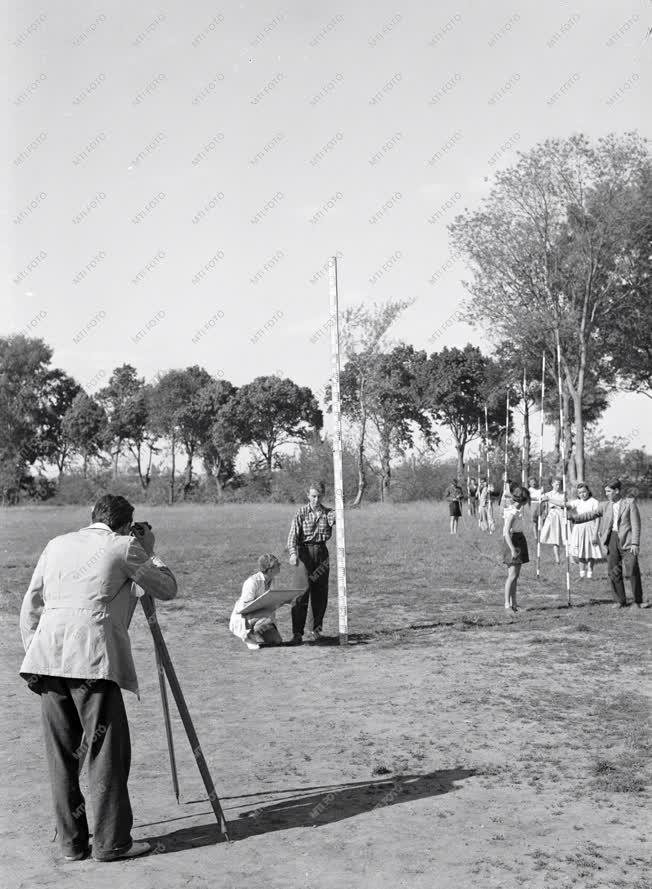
[568, 479, 648, 608]
[567, 483, 603, 579]
[18, 494, 177, 862]
[502, 485, 531, 612]
[539, 478, 566, 564]
[445, 478, 464, 534]
[528, 475, 546, 542]
[287, 481, 336, 644]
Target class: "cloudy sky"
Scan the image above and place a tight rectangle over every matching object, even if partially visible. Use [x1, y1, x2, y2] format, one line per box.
[6, 0, 650, 457]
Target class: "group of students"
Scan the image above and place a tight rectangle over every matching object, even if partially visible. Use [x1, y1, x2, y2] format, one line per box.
[501, 476, 646, 612]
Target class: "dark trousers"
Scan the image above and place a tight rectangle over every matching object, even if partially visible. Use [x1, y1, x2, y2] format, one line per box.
[607, 531, 643, 605]
[40, 676, 133, 858]
[291, 543, 329, 636]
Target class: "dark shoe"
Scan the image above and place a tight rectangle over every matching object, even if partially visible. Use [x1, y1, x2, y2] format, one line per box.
[94, 841, 151, 862]
[309, 629, 323, 642]
[287, 634, 303, 646]
[611, 602, 628, 609]
[64, 848, 91, 861]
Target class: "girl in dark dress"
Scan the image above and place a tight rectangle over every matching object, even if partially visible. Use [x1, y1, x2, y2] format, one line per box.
[502, 485, 530, 612]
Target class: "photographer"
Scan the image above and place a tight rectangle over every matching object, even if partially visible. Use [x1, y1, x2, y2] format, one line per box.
[19, 494, 177, 862]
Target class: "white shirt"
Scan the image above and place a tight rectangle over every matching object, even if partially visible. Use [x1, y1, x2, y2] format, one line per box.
[612, 499, 621, 531]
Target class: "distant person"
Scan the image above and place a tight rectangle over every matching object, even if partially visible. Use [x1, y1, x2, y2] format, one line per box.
[19, 495, 177, 862]
[445, 478, 464, 534]
[569, 479, 648, 608]
[287, 481, 336, 644]
[478, 481, 496, 533]
[502, 485, 531, 612]
[528, 476, 546, 541]
[499, 478, 514, 515]
[567, 483, 603, 579]
[540, 478, 567, 564]
[467, 477, 478, 517]
[229, 553, 283, 649]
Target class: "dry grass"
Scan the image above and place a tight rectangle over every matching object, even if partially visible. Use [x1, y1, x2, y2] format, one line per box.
[1, 501, 650, 889]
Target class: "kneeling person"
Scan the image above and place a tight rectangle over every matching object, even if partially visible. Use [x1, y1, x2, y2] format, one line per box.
[230, 554, 283, 649]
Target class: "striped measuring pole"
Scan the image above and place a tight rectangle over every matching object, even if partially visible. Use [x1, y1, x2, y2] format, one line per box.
[328, 256, 349, 644]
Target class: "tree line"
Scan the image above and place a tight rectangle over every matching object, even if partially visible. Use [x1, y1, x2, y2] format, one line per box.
[2, 131, 650, 504]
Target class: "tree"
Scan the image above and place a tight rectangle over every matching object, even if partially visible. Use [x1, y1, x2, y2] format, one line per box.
[331, 299, 414, 505]
[61, 393, 108, 477]
[199, 380, 239, 499]
[149, 367, 230, 501]
[97, 365, 146, 479]
[417, 345, 509, 479]
[336, 344, 430, 501]
[223, 376, 322, 474]
[450, 131, 650, 481]
[36, 370, 83, 475]
[0, 336, 69, 494]
[597, 165, 652, 398]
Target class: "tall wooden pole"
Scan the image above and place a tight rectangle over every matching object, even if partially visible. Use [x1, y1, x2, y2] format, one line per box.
[556, 338, 572, 606]
[328, 256, 349, 644]
[536, 352, 546, 579]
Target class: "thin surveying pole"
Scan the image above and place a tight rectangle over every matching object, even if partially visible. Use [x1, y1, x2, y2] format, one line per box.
[484, 405, 494, 531]
[140, 594, 229, 839]
[504, 390, 510, 486]
[536, 353, 546, 578]
[328, 256, 349, 645]
[556, 339, 572, 606]
[521, 367, 527, 485]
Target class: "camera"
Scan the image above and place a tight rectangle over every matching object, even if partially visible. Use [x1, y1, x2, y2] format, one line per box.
[130, 521, 152, 538]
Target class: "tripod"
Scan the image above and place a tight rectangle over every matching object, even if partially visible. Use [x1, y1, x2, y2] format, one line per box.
[140, 593, 229, 840]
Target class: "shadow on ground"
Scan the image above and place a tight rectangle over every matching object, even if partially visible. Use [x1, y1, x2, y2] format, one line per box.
[141, 769, 476, 852]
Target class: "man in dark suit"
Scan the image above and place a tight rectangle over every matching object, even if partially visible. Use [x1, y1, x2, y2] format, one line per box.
[570, 478, 647, 609]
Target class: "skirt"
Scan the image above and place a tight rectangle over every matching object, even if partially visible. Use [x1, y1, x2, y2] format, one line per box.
[448, 501, 461, 517]
[540, 508, 566, 546]
[570, 523, 604, 562]
[503, 531, 529, 566]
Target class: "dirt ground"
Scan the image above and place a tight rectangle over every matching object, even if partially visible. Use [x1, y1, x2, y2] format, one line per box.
[1, 504, 650, 889]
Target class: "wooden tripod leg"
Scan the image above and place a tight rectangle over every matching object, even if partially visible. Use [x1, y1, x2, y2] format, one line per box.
[140, 594, 229, 840]
[154, 643, 180, 802]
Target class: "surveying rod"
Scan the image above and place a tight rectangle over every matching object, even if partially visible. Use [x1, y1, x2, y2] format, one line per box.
[555, 338, 572, 606]
[328, 256, 349, 645]
[536, 352, 546, 578]
[140, 593, 229, 839]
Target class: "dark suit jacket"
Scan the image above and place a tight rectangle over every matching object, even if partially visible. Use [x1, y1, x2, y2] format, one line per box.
[574, 497, 641, 550]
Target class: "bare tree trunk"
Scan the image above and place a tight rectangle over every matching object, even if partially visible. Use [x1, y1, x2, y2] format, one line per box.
[379, 436, 391, 502]
[353, 378, 367, 507]
[169, 432, 176, 505]
[552, 416, 561, 471]
[112, 447, 120, 480]
[83, 454, 88, 479]
[183, 448, 194, 499]
[455, 442, 464, 479]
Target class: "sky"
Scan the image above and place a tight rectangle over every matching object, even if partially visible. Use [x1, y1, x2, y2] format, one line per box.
[5, 0, 651, 461]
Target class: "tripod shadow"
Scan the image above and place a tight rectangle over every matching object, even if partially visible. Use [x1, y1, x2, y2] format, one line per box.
[141, 768, 476, 852]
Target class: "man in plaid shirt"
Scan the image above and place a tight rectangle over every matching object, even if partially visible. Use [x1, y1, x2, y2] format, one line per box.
[287, 482, 336, 644]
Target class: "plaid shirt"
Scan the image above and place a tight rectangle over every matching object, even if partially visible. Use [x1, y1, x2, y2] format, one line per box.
[287, 504, 335, 559]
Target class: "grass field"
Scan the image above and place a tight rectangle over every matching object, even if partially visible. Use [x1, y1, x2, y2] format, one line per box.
[1, 502, 650, 889]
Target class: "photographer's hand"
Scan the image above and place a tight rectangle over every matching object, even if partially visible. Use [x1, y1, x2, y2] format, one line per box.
[132, 523, 155, 556]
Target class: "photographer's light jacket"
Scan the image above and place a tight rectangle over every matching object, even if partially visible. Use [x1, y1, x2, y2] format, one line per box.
[19, 522, 177, 696]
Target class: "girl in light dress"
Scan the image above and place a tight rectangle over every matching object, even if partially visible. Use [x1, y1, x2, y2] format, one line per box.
[539, 478, 567, 564]
[528, 476, 546, 542]
[502, 485, 531, 612]
[568, 482, 603, 578]
[478, 481, 495, 533]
